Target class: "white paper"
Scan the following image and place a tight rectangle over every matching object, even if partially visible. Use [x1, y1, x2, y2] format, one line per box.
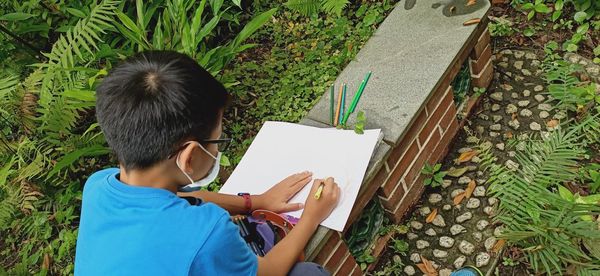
[219, 121, 380, 231]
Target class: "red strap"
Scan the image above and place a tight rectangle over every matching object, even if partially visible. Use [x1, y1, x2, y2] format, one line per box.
[240, 194, 252, 213]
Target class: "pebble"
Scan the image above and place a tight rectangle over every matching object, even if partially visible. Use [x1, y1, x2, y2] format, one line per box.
[477, 220, 490, 231]
[481, 141, 493, 150]
[530, 122, 542, 131]
[539, 111, 550, 119]
[508, 119, 520, 130]
[511, 92, 519, 99]
[476, 126, 485, 134]
[429, 193, 442, 204]
[410, 253, 421, 263]
[451, 189, 465, 198]
[492, 115, 502, 122]
[554, 110, 567, 120]
[490, 92, 503, 101]
[491, 104, 501, 112]
[501, 83, 514, 91]
[513, 60, 523, 70]
[522, 69, 532, 76]
[458, 147, 473, 153]
[517, 133, 529, 140]
[495, 226, 504, 237]
[473, 231, 483, 242]
[500, 49, 513, 55]
[476, 178, 486, 184]
[531, 60, 541, 67]
[426, 228, 437, 236]
[505, 104, 518, 114]
[443, 204, 452, 211]
[508, 151, 516, 157]
[538, 103, 552, 111]
[476, 252, 491, 267]
[488, 197, 498, 205]
[498, 62, 508, 68]
[534, 85, 544, 92]
[432, 215, 446, 227]
[490, 131, 499, 137]
[442, 179, 452, 188]
[586, 66, 599, 75]
[520, 108, 532, 117]
[485, 236, 497, 251]
[439, 236, 455, 248]
[458, 240, 475, 255]
[518, 100, 530, 107]
[450, 224, 467, 235]
[490, 124, 501, 131]
[466, 198, 481, 209]
[416, 240, 430, 249]
[484, 206, 495, 216]
[458, 176, 471, 185]
[496, 143, 505, 151]
[467, 136, 479, 144]
[473, 186, 486, 197]
[456, 212, 473, 223]
[408, 233, 418, 240]
[478, 113, 489, 121]
[525, 52, 537, 59]
[522, 89, 531, 97]
[515, 75, 525, 81]
[411, 220, 423, 230]
[454, 256, 467, 269]
[472, 156, 481, 163]
[514, 50, 525, 58]
[419, 206, 431, 216]
[440, 268, 453, 276]
[404, 265, 416, 275]
[535, 94, 545, 102]
[433, 249, 449, 258]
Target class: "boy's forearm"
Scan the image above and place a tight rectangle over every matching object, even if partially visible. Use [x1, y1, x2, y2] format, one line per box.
[178, 190, 264, 215]
[257, 218, 320, 276]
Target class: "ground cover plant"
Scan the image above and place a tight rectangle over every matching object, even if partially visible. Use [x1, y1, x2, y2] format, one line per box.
[0, 0, 396, 274]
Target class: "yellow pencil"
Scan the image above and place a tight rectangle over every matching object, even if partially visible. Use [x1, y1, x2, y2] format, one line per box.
[314, 183, 324, 199]
[333, 84, 343, 126]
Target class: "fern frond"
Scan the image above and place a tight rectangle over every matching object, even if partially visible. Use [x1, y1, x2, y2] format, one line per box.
[285, 0, 321, 16]
[322, 0, 349, 16]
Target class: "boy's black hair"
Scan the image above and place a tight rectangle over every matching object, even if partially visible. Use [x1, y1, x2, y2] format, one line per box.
[96, 50, 228, 170]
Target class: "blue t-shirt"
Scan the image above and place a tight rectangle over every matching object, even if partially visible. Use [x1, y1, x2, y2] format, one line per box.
[75, 168, 258, 275]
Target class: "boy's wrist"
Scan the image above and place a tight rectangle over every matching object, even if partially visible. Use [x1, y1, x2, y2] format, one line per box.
[250, 194, 263, 211]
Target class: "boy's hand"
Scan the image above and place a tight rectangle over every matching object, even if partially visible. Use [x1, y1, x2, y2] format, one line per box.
[301, 177, 340, 226]
[254, 171, 312, 213]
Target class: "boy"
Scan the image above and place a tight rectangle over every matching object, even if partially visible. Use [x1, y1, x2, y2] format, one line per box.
[74, 50, 340, 275]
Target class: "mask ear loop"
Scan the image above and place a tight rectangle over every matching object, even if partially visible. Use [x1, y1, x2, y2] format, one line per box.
[175, 141, 218, 185]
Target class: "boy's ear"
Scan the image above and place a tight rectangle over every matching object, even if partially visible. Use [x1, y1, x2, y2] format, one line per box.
[178, 142, 197, 175]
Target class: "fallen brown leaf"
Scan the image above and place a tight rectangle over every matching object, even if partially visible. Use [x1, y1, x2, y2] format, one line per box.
[511, 113, 517, 120]
[466, 0, 477, 6]
[463, 18, 481, 26]
[505, 131, 513, 139]
[465, 180, 477, 198]
[547, 119, 559, 128]
[453, 192, 466, 205]
[455, 150, 478, 164]
[417, 255, 438, 276]
[493, 239, 506, 254]
[449, 6, 456, 13]
[426, 208, 438, 223]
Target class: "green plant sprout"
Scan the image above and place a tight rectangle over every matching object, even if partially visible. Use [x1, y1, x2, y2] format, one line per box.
[421, 163, 447, 188]
[473, 87, 486, 98]
[388, 238, 409, 255]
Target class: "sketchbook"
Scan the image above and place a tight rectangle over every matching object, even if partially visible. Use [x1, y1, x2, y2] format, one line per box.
[219, 121, 381, 231]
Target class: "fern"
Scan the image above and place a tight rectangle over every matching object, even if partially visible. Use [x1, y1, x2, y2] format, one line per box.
[285, 0, 321, 16]
[479, 122, 600, 275]
[322, 0, 350, 16]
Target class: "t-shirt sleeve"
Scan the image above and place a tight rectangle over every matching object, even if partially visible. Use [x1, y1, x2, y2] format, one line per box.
[189, 214, 258, 276]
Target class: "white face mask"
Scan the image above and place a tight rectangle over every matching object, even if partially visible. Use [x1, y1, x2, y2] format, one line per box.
[176, 141, 221, 192]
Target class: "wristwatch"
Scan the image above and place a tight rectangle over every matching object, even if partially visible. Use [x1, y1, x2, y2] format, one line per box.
[237, 192, 252, 214]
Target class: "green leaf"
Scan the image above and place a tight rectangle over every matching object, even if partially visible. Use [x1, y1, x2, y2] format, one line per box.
[220, 154, 231, 167]
[566, 43, 578, 52]
[523, 27, 535, 37]
[522, 3, 534, 10]
[66, 8, 87, 18]
[554, 0, 563, 11]
[285, 0, 320, 16]
[576, 23, 589, 34]
[557, 185, 574, 201]
[594, 57, 600, 64]
[534, 3, 550, 13]
[447, 167, 468, 177]
[47, 145, 111, 179]
[0, 12, 34, 21]
[322, 0, 349, 16]
[574, 11, 587, 23]
[527, 10, 535, 21]
[593, 46, 600, 56]
[233, 8, 277, 47]
[551, 10, 561, 22]
[433, 163, 441, 171]
[232, 0, 242, 8]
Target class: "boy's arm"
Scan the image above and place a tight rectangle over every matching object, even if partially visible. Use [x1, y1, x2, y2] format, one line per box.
[257, 178, 340, 276]
[178, 171, 312, 215]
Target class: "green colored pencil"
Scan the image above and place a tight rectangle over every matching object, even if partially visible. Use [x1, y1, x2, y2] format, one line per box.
[329, 84, 334, 125]
[342, 71, 372, 125]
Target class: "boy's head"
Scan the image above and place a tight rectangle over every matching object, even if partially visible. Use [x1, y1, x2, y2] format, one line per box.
[96, 50, 228, 173]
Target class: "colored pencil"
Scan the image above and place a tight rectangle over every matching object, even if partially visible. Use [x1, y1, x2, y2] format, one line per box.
[329, 85, 334, 125]
[342, 71, 372, 125]
[334, 84, 343, 126]
[340, 83, 346, 125]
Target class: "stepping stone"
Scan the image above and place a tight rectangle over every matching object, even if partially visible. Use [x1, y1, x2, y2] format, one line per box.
[456, 212, 472, 223]
[454, 255, 467, 269]
[466, 198, 481, 209]
[476, 220, 490, 231]
[439, 236, 455, 248]
[458, 240, 475, 255]
[472, 231, 483, 242]
[473, 186, 486, 197]
[476, 252, 491, 267]
[450, 224, 467, 236]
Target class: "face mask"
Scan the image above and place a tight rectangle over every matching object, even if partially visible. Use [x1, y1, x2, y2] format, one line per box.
[176, 141, 221, 192]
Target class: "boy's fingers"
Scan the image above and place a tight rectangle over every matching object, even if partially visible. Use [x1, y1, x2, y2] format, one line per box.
[282, 202, 304, 212]
[291, 176, 312, 193]
[291, 171, 312, 183]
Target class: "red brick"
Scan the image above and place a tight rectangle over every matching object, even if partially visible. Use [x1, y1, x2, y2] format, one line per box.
[386, 110, 426, 167]
[336, 253, 358, 276]
[419, 89, 453, 145]
[425, 86, 451, 115]
[470, 28, 490, 59]
[390, 175, 426, 222]
[313, 234, 340, 265]
[324, 241, 347, 273]
[351, 266, 364, 276]
[471, 59, 493, 88]
[469, 43, 492, 75]
[381, 141, 418, 197]
[379, 180, 406, 210]
[439, 101, 458, 132]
